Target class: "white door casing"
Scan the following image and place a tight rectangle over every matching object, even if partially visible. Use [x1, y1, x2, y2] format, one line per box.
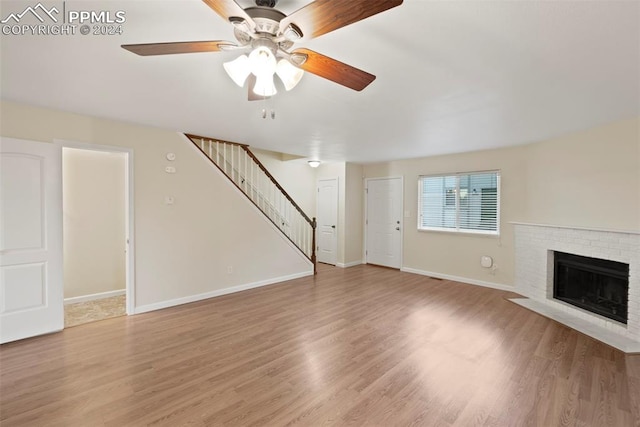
[366, 177, 403, 269]
[1, 138, 64, 343]
[317, 178, 338, 265]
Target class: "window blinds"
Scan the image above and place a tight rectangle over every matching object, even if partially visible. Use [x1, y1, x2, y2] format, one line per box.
[419, 171, 500, 234]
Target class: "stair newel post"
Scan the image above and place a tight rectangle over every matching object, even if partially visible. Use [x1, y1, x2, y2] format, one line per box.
[311, 217, 317, 275]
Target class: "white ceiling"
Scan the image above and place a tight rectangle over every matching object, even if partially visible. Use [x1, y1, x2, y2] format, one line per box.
[1, 0, 638, 163]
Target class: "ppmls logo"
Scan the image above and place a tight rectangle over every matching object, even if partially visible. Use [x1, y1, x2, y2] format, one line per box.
[1, 2, 126, 36]
[1, 3, 59, 24]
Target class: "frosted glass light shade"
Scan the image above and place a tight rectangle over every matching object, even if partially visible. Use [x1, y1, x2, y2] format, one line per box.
[223, 55, 251, 87]
[253, 73, 277, 97]
[307, 160, 320, 168]
[276, 59, 304, 91]
[249, 46, 277, 77]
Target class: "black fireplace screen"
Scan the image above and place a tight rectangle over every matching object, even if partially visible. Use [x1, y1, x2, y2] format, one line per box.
[553, 251, 629, 324]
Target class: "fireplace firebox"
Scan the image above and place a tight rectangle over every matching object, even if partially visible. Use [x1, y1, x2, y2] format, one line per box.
[553, 251, 629, 324]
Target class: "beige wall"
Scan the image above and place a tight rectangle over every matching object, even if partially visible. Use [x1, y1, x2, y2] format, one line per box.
[522, 118, 640, 230]
[5, 99, 635, 295]
[344, 163, 364, 265]
[364, 147, 526, 286]
[63, 148, 126, 298]
[1, 100, 312, 311]
[363, 117, 639, 287]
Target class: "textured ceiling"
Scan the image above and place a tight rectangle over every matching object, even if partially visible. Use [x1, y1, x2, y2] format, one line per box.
[1, 0, 638, 162]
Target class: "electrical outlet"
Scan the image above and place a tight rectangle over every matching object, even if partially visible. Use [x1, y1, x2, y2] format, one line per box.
[227, 266, 233, 274]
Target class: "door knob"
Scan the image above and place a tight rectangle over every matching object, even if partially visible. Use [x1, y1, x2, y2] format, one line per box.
[331, 225, 336, 229]
[396, 227, 400, 231]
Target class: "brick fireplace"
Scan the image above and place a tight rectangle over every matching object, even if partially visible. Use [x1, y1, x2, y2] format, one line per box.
[513, 223, 640, 351]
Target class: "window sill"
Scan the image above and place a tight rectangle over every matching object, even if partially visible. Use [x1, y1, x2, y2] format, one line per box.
[417, 227, 500, 238]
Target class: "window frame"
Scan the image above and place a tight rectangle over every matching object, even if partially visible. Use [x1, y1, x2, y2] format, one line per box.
[417, 170, 501, 236]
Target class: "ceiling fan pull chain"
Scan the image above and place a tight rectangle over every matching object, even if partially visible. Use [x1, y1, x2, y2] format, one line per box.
[268, 94, 277, 120]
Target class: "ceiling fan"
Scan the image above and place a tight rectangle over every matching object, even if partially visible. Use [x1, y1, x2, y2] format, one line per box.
[121, 0, 403, 100]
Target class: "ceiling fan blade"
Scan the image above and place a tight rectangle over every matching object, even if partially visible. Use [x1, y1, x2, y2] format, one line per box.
[121, 41, 235, 56]
[247, 74, 271, 102]
[201, 0, 254, 27]
[291, 48, 375, 91]
[280, 0, 403, 40]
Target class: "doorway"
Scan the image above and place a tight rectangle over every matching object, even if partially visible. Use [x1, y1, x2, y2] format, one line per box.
[316, 178, 338, 265]
[365, 177, 403, 269]
[61, 142, 134, 326]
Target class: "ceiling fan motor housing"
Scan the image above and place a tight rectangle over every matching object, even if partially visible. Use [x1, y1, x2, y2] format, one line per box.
[239, 7, 294, 51]
[255, 0, 277, 7]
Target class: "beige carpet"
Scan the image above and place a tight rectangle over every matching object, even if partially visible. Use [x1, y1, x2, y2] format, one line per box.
[65, 295, 126, 328]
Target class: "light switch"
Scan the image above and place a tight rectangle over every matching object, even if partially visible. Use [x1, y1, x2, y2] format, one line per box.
[404, 210, 411, 218]
[164, 196, 175, 205]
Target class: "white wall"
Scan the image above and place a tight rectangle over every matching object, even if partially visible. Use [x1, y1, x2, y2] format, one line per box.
[62, 148, 126, 298]
[1, 100, 313, 312]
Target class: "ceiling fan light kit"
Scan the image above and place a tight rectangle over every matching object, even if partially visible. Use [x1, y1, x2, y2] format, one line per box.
[276, 59, 304, 91]
[222, 54, 251, 86]
[121, 0, 403, 100]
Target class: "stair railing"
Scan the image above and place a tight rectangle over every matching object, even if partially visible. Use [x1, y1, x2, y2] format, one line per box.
[185, 133, 317, 273]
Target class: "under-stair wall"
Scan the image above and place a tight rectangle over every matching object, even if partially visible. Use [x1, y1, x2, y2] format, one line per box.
[185, 133, 317, 273]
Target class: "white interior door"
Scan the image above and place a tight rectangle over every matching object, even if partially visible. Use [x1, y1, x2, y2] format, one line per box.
[317, 178, 338, 265]
[366, 177, 403, 269]
[1, 137, 63, 343]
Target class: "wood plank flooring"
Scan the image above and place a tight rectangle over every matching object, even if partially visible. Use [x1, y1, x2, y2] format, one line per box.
[1, 264, 639, 426]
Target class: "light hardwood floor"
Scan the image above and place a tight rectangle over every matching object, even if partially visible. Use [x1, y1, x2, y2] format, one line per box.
[1, 264, 639, 426]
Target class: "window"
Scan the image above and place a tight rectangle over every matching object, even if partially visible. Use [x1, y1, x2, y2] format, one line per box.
[418, 171, 500, 235]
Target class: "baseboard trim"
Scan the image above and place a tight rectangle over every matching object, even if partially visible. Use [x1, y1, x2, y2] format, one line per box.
[133, 270, 313, 315]
[64, 289, 126, 305]
[400, 267, 513, 292]
[337, 260, 363, 268]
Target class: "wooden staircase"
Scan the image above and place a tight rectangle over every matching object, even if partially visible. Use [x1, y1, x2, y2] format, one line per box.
[185, 133, 317, 273]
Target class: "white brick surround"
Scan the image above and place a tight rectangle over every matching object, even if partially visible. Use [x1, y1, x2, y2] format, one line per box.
[513, 223, 640, 345]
